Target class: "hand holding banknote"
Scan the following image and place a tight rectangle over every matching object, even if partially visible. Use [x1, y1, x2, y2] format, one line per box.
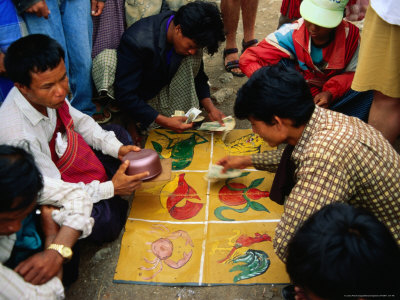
[216, 156, 253, 173]
[155, 114, 193, 133]
[198, 116, 236, 141]
[204, 164, 243, 182]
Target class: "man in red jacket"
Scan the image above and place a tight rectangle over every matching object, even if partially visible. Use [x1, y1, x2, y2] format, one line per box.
[240, 0, 372, 121]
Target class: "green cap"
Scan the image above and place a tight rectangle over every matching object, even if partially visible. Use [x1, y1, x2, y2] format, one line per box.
[300, 0, 349, 28]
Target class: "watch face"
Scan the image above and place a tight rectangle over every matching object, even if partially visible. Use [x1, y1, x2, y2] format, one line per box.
[62, 247, 73, 258]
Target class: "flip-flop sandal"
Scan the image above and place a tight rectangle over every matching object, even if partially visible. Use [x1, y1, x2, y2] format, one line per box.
[241, 39, 258, 53]
[223, 48, 245, 77]
[225, 60, 245, 77]
[92, 105, 112, 124]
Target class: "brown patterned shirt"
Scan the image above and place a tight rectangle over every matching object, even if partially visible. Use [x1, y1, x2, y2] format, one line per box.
[252, 106, 400, 262]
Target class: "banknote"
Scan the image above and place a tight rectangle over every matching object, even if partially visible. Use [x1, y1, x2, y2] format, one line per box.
[198, 116, 236, 131]
[204, 164, 242, 182]
[185, 107, 202, 124]
[172, 110, 185, 117]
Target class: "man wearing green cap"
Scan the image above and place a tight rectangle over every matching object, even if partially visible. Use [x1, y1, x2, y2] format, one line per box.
[240, 0, 373, 121]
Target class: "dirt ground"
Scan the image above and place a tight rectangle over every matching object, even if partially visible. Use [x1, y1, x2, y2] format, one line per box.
[66, 1, 288, 299]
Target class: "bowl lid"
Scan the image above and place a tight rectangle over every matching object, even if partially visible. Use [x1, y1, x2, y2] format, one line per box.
[123, 149, 158, 161]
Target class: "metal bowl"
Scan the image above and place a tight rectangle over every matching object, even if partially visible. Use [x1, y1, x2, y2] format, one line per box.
[122, 149, 162, 180]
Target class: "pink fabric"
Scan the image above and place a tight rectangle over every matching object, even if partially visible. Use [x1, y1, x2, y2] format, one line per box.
[49, 102, 108, 184]
[280, 0, 302, 19]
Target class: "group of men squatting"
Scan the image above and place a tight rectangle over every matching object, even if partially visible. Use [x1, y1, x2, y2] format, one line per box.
[0, 1, 399, 299]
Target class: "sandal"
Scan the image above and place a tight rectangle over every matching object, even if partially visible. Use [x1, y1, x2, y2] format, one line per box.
[241, 39, 258, 53]
[223, 48, 245, 77]
[92, 105, 112, 124]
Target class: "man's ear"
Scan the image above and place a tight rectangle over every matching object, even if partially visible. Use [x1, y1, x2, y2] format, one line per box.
[274, 116, 294, 133]
[273, 116, 283, 128]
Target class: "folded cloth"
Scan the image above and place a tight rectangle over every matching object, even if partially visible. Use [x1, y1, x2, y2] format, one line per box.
[55, 132, 68, 158]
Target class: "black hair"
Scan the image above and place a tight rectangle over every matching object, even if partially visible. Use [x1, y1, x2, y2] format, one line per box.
[0, 144, 43, 212]
[234, 64, 315, 127]
[286, 203, 400, 299]
[173, 0, 225, 55]
[4, 34, 65, 87]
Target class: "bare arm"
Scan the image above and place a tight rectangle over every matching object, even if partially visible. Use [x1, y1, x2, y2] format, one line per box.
[15, 206, 80, 285]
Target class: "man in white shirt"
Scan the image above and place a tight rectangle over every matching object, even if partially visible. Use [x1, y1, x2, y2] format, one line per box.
[0, 144, 69, 299]
[0, 35, 148, 269]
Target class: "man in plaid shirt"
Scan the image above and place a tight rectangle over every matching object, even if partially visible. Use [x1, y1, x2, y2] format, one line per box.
[218, 64, 400, 262]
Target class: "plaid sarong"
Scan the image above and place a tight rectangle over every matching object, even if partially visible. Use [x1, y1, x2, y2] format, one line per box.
[92, 48, 203, 124]
[49, 102, 108, 184]
[92, 49, 117, 99]
[147, 50, 202, 123]
[92, 0, 126, 58]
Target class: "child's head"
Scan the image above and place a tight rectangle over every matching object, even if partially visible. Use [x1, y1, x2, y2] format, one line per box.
[300, 0, 349, 46]
[0, 144, 43, 235]
[286, 203, 400, 299]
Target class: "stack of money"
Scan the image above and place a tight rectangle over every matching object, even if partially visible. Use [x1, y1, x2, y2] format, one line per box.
[204, 164, 242, 182]
[198, 116, 236, 141]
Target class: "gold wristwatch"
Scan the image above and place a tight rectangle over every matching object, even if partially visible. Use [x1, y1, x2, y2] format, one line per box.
[47, 244, 73, 262]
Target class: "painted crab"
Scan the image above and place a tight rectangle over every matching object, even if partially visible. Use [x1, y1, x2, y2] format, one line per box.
[139, 225, 194, 280]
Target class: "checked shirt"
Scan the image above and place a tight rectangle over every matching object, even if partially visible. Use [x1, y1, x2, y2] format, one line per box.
[252, 106, 400, 261]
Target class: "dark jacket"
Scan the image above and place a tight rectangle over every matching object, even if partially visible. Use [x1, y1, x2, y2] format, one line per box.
[115, 11, 210, 127]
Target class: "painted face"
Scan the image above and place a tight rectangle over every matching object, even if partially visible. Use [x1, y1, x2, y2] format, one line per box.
[304, 20, 335, 47]
[173, 26, 199, 56]
[18, 59, 69, 115]
[0, 200, 36, 235]
[249, 117, 287, 148]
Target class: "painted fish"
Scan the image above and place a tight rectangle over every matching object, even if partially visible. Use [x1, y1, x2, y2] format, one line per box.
[151, 131, 208, 170]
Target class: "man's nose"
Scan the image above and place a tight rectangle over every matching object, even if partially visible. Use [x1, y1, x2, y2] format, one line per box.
[54, 83, 67, 96]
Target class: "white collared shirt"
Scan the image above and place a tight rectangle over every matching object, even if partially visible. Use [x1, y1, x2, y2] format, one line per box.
[0, 261, 64, 299]
[0, 235, 64, 300]
[0, 87, 123, 234]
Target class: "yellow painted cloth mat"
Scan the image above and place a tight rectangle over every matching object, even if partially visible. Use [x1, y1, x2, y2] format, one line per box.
[114, 129, 290, 285]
